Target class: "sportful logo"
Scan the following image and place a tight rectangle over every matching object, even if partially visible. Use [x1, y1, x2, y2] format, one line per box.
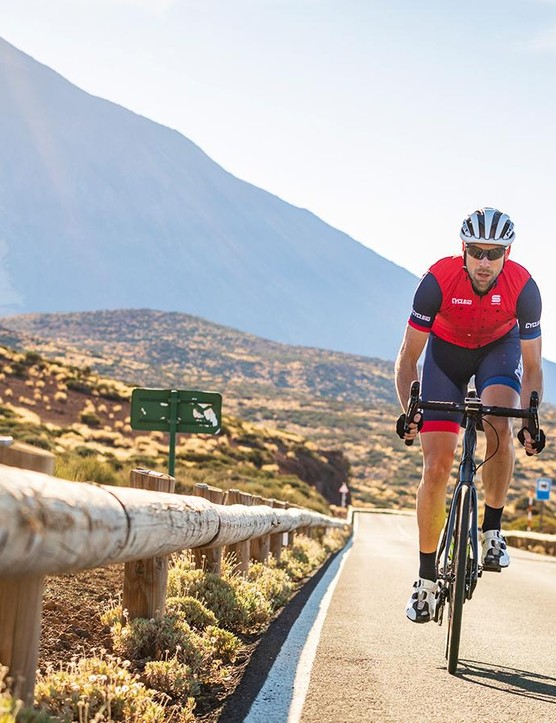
[452, 298, 472, 305]
[491, 294, 502, 305]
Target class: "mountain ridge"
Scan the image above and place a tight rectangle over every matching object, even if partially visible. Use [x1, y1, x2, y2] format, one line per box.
[0, 35, 417, 360]
[0, 308, 398, 406]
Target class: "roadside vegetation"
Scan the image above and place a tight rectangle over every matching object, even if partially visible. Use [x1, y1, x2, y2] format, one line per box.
[0, 342, 351, 721]
[1, 340, 555, 528]
[2, 531, 350, 722]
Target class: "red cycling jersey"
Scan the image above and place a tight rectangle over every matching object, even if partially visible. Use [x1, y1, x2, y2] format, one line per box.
[408, 256, 541, 349]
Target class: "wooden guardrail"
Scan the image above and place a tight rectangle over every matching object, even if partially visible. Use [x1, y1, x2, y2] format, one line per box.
[504, 530, 556, 555]
[0, 464, 349, 706]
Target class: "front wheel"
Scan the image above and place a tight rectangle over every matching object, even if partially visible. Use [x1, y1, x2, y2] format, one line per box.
[446, 485, 471, 674]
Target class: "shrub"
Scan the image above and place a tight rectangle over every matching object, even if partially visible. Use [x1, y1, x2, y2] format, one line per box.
[247, 561, 293, 610]
[75, 445, 97, 457]
[18, 435, 53, 451]
[110, 614, 205, 671]
[0, 666, 20, 721]
[11, 361, 27, 378]
[66, 379, 92, 394]
[278, 535, 327, 581]
[24, 351, 43, 366]
[34, 655, 166, 722]
[143, 657, 200, 701]
[200, 625, 241, 665]
[80, 411, 101, 427]
[167, 566, 271, 633]
[322, 527, 351, 554]
[165, 596, 218, 630]
[55, 457, 123, 486]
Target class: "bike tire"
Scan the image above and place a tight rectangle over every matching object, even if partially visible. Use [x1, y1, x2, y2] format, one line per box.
[446, 485, 471, 674]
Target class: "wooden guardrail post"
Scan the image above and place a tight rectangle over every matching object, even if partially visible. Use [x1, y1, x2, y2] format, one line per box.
[270, 499, 286, 561]
[286, 502, 296, 547]
[0, 438, 55, 706]
[0, 575, 44, 707]
[225, 489, 253, 575]
[122, 469, 175, 621]
[0, 439, 55, 475]
[193, 483, 225, 575]
[250, 495, 272, 563]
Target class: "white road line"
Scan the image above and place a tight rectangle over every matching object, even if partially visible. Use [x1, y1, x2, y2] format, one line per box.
[244, 539, 353, 723]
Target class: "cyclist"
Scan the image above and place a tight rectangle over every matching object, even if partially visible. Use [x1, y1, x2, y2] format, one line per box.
[395, 207, 546, 623]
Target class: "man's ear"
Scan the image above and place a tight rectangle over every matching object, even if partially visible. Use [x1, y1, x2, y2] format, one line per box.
[505, 246, 511, 259]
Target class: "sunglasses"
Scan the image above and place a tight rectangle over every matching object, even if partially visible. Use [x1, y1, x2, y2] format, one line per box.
[465, 245, 506, 261]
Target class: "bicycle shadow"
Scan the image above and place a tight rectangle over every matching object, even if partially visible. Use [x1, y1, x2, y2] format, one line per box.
[455, 659, 556, 703]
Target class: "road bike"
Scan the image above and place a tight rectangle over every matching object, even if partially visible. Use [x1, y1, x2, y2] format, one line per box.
[404, 380, 541, 674]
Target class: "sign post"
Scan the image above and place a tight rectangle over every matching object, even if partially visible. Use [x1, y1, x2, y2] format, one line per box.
[339, 482, 349, 508]
[131, 388, 222, 476]
[527, 487, 534, 532]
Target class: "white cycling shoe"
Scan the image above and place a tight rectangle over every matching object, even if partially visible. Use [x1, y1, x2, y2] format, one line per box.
[481, 529, 510, 570]
[405, 578, 439, 624]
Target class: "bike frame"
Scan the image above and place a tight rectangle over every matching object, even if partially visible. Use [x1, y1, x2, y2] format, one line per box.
[436, 396, 481, 598]
[403, 380, 540, 673]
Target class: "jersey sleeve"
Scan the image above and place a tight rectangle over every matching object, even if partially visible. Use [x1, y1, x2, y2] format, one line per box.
[407, 272, 442, 332]
[516, 277, 542, 339]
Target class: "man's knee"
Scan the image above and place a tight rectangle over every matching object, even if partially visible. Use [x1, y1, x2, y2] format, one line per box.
[484, 418, 513, 448]
[422, 454, 454, 487]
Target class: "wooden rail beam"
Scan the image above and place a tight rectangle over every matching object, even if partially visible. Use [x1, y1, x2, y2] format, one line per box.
[0, 464, 349, 710]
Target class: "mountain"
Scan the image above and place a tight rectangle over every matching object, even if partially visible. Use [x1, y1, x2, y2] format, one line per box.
[0, 36, 417, 361]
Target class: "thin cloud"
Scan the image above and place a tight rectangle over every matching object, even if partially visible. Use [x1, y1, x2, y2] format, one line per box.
[526, 26, 556, 51]
[84, 0, 178, 8]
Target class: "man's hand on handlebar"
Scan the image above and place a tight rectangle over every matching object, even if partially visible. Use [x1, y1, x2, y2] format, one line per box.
[396, 412, 423, 442]
[517, 427, 546, 455]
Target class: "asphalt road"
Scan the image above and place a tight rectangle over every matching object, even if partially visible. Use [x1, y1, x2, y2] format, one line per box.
[299, 511, 556, 722]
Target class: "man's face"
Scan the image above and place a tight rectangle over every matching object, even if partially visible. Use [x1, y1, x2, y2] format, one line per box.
[464, 243, 509, 294]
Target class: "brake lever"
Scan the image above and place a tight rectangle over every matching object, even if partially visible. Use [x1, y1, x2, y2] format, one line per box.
[404, 380, 421, 447]
[528, 390, 541, 444]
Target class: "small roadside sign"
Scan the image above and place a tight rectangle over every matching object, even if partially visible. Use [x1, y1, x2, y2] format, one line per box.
[536, 477, 552, 501]
[131, 388, 222, 475]
[131, 388, 222, 434]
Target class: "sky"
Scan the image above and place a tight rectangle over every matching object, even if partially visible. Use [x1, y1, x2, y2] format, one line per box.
[2, 0, 556, 359]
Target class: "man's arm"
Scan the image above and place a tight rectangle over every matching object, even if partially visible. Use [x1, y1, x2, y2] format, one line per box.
[520, 336, 543, 406]
[519, 336, 544, 454]
[395, 324, 429, 410]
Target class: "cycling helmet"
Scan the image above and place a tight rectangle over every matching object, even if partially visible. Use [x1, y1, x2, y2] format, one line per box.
[460, 207, 515, 246]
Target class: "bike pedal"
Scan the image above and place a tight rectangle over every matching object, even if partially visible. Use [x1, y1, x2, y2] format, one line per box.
[482, 564, 501, 573]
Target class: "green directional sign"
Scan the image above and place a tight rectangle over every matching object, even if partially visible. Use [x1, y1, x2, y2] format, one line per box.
[130, 388, 222, 475]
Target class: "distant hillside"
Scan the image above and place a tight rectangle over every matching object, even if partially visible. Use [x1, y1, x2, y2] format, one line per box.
[0, 309, 410, 505]
[2, 308, 555, 517]
[0, 343, 347, 510]
[0, 36, 417, 360]
[0, 309, 398, 406]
